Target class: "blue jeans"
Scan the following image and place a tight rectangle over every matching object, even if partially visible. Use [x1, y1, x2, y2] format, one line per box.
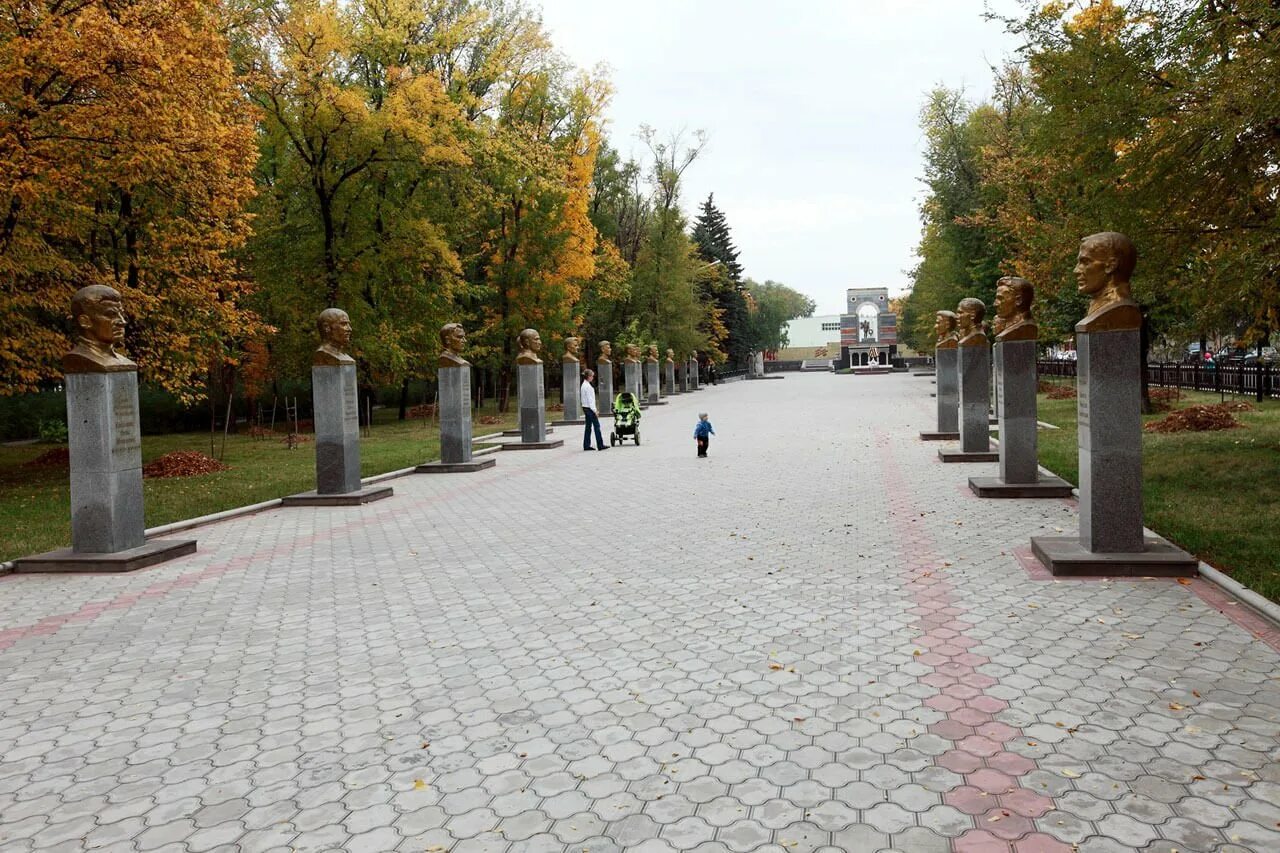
[583, 408, 605, 449]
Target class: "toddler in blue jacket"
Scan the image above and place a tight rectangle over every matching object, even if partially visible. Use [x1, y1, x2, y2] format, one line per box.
[694, 413, 715, 458]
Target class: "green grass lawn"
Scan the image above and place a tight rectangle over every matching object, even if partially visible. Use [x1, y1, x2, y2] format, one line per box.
[0, 403, 522, 562]
[1033, 384, 1280, 602]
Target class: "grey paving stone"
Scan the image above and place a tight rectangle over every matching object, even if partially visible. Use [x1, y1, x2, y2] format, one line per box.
[2, 374, 1278, 853]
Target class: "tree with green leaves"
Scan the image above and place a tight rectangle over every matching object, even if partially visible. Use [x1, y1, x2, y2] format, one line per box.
[743, 279, 815, 354]
[692, 193, 751, 368]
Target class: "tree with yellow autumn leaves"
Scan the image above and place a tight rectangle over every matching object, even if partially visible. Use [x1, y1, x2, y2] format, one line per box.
[0, 0, 802, 420]
[901, 0, 1280, 362]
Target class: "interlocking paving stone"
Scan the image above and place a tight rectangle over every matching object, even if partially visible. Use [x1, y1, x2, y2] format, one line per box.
[2, 373, 1278, 852]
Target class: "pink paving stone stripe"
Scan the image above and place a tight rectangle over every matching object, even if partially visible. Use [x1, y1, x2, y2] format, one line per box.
[877, 432, 1072, 853]
[0, 449, 570, 652]
[1012, 545, 1280, 653]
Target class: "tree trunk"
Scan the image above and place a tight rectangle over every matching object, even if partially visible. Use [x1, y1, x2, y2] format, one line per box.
[319, 187, 339, 306]
[398, 376, 409, 421]
[1140, 308, 1153, 414]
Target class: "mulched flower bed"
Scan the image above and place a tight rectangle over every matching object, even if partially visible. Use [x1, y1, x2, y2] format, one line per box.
[22, 448, 71, 468]
[142, 451, 230, 478]
[1145, 402, 1251, 433]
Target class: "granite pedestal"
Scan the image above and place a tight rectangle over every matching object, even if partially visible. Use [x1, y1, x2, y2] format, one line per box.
[969, 339, 1071, 497]
[560, 362, 584, 423]
[507, 363, 563, 450]
[415, 364, 496, 474]
[665, 362, 677, 395]
[285, 364, 393, 505]
[598, 361, 613, 416]
[1031, 328, 1195, 576]
[688, 358, 700, 390]
[645, 362, 664, 404]
[15, 371, 195, 573]
[920, 347, 959, 441]
[939, 343, 998, 462]
[624, 361, 642, 402]
[680, 361, 692, 393]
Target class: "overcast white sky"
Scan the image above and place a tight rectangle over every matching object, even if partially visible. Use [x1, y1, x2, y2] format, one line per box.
[536, 0, 1025, 315]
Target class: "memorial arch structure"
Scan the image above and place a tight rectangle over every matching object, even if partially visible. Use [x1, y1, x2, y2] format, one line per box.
[840, 287, 898, 367]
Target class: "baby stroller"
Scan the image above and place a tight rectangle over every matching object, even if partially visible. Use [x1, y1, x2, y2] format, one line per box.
[610, 392, 642, 446]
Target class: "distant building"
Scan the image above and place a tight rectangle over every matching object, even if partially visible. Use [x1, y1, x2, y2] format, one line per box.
[841, 287, 897, 367]
[774, 314, 842, 363]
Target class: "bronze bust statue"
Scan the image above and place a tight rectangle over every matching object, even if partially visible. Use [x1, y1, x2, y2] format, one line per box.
[313, 308, 356, 366]
[516, 328, 543, 365]
[597, 340, 612, 364]
[665, 348, 675, 364]
[64, 285, 137, 373]
[1075, 231, 1140, 333]
[995, 277, 1038, 342]
[956, 298, 988, 348]
[934, 310, 959, 350]
[439, 322, 469, 368]
[563, 336, 581, 364]
[624, 343, 641, 364]
[646, 344, 659, 363]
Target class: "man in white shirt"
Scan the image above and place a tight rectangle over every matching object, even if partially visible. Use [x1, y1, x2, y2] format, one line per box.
[581, 368, 607, 451]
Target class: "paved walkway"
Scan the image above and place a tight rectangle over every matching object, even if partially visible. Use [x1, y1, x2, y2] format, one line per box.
[2, 373, 1278, 853]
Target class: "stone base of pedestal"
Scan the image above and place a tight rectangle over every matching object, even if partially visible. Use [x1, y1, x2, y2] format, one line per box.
[968, 476, 1073, 498]
[415, 458, 497, 474]
[913, 372, 936, 377]
[939, 448, 1000, 463]
[849, 367, 893, 376]
[283, 486, 394, 507]
[502, 439, 564, 451]
[551, 419, 585, 426]
[919, 431, 960, 441]
[15, 539, 197, 574]
[503, 428, 554, 437]
[1030, 535, 1197, 577]
[747, 374, 785, 380]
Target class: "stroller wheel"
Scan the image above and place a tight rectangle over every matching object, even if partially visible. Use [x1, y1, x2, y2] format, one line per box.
[634, 430, 640, 445]
[610, 433, 617, 446]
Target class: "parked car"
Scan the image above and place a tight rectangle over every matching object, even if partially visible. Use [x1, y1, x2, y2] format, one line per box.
[1182, 343, 1214, 364]
[1243, 347, 1278, 366]
[1216, 347, 1249, 365]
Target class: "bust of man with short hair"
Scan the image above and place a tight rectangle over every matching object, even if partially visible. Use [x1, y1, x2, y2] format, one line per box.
[956, 298, 988, 348]
[995, 277, 1037, 342]
[646, 344, 659, 363]
[665, 348, 675, 364]
[515, 328, 543, 365]
[313, 308, 356, 366]
[64, 285, 137, 373]
[598, 340, 612, 364]
[934, 310, 959, 350]
[439, 322, 469, 368]
[563, 336, 580, 363]
[624, 343, 641, 364]
[1075, 231, 1140, 333]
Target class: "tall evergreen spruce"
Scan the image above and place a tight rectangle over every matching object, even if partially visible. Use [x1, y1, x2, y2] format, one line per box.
[692, 194, 751, 368]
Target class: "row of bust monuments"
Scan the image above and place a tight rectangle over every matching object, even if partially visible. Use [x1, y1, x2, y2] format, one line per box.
[14, 292, 704, 572]
[920, 231, 1195, 577]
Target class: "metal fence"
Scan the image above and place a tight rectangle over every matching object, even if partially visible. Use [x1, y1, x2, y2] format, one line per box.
[1037, 360, 1280, 399]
